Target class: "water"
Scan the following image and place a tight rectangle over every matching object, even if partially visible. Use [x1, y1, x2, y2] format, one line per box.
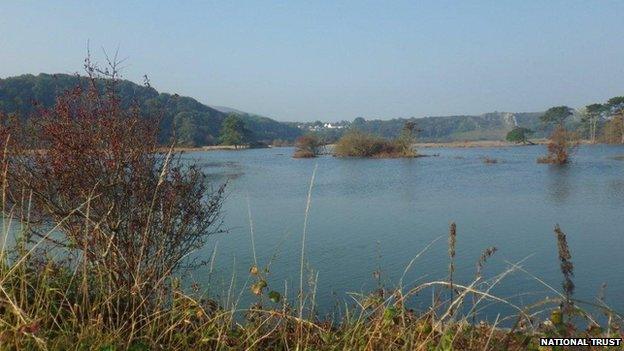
[188, 145, 624, 321]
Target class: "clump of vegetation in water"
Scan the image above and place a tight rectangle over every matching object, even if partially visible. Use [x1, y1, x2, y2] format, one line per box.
[537, 106, 579, 164]
[482, 156, 498, 164]
[293, 133, 324, 158]
[334, 122, 418, 158]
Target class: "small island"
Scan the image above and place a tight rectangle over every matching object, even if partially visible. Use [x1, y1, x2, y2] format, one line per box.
[294, 121, 420, 158]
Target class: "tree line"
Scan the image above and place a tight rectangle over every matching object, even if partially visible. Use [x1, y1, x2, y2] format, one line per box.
[506, 96, 624, 145]
[0, 73, 302, 147]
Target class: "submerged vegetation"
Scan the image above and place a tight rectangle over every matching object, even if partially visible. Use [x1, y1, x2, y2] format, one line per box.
[481, 156, 499, 164]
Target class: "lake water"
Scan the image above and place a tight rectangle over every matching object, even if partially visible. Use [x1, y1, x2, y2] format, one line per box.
[188, 145, 624, 321]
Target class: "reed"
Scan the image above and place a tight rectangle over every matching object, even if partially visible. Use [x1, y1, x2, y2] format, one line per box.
[553, 224, 575, 327]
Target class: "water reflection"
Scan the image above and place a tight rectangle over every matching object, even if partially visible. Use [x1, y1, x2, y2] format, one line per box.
[608, 180, 624, 202]
[396, 159, 420, 204]
[546, 165, 572, 204]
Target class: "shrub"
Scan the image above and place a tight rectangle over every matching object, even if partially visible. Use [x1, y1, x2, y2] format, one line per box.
[0, 61, 225, 323]
[537, 125, 579, 164]
[334, 130, 389, 157]
[334, 129, 416, 158]
[293, 134, 323, 158]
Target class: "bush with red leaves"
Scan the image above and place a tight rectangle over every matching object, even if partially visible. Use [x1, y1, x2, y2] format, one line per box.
[0, 64, 225, 305]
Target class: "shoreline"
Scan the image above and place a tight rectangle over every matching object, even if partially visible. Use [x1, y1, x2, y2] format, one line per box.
[413, 139, 548, 148]
[169, 139, 611, 153]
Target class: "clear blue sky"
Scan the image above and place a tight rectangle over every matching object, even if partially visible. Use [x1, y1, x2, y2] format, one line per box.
[1, 1, 623, 122]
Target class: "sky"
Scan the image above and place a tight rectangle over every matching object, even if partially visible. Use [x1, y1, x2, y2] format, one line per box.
[1, 1, 623, 122]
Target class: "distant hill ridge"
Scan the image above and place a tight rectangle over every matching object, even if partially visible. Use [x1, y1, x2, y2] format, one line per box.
[1, 73, 560, 144]
[0, 73, 302, 146]
[353, 111, 549, 141]
[294, 111, 551, 142]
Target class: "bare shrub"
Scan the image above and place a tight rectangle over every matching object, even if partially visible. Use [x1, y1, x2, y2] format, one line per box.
[537, 126, 579, 164]
[293, 134, 323, 158]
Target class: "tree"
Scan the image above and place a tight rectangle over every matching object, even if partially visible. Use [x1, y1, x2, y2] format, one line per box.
[351, 117, 366, 130]
[605, 97, 624, 144]
[581, 103, 605, 144]
[220, 113, 251, 148]
[541, 106, 573, 127]
[538, 106, 577, 164]
[396, 121, 419, 153]
[174, 111, 210, 146]
[506, 127, 533, 144]
[607, 96, 624, 109]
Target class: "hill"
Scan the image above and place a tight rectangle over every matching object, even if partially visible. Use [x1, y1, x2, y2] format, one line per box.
[298, 111, 571, 142]
[2, 73, 591, 145]
[352, 112, 549, 141]
[0, 73, 302, 146]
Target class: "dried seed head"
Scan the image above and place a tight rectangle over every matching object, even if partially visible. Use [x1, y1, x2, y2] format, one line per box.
[476, 246, 497, 279]
[448, 222, 457, 260]
[553, 224, 575, 322]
